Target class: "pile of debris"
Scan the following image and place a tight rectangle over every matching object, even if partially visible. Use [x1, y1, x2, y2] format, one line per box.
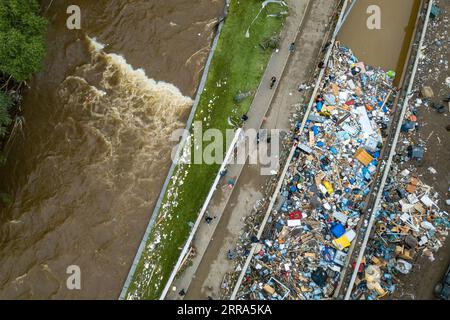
[227, 1, 450, 301]
[235, 44, 398, 300]
[350, 165, 449, 300]
[349, 1, 450, 299]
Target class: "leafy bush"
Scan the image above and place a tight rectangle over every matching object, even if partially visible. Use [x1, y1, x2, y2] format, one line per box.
[0, 92, 13, 137]
[0, 0, 47, 82]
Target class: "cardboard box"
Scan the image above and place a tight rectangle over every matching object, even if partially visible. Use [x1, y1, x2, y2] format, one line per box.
[355, 148, 374, 166]
[406, 183, 417, 194]
[263, 284, 276, 295]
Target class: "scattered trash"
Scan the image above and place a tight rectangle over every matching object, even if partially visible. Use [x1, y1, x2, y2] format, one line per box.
[421, 86, 434, 99]
[259, 35, 281, 50]
[228, 2, 450, 299]
[428, 167, 437, 175]
[234, 91, 253, 103]
[233, 44, 402, 300]
[430, 4, 441, 19]
[350, 2, 450, 297]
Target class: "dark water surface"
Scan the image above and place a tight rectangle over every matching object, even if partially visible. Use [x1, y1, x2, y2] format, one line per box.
[0, 0, 224, 299]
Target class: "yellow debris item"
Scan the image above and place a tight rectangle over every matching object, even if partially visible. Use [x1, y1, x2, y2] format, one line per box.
[322, 180, 334, 195]
[319, 110, 331, 118]
[373, 282, 387, 296]
[332, 235, 351, 250]
[355, 148, 374, 166]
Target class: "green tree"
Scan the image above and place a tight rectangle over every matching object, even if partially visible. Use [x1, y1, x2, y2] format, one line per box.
[0, 0, 47, 82]
[0, 92, 13, 137]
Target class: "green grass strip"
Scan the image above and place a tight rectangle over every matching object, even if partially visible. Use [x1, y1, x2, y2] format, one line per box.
[126, 0, 286, 300]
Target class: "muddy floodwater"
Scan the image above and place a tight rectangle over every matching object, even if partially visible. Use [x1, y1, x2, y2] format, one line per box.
[0, 0, 224, 299]
[338, 0, 421, 81]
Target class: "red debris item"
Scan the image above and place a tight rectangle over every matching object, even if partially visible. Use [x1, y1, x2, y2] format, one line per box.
[352, 261, 365, 273]
[345, 100, 355, 106]
[289, 211, 303, 220]
[410, 115, 417, 122]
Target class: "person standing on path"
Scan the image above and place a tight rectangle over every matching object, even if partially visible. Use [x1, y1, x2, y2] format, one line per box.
[289, 42, 296, 52]
[270, 76, 277, 89]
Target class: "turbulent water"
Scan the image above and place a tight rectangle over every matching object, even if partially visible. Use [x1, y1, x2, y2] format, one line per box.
[0, 0, 224, 299]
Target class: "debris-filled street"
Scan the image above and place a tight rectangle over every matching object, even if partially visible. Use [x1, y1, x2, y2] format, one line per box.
[233, 44, 402, 300]
[356, 0, 450, 300]
[229, 0, 449, 301]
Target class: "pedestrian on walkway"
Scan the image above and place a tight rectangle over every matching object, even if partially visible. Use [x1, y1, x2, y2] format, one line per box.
[241, 114, 249, 122]
[205, 216, 213, 224]
[179, 289, 186, 296]
[220, 169, 228, 177]
[270, 76, 277, 89]
[321, 41, 332, 53]
[289, 42, 296, 52]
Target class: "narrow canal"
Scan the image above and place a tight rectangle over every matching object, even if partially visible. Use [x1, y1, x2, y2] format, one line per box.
[338, 0, 421, 83]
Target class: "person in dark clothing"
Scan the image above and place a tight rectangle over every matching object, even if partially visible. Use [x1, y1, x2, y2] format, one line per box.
[179, 289, 186, 296]
[220, 169, 228, 177]
[205, 216, 213, 224]
[270, 76, 277, 89]
[321, 41, 332, 53]
[289, 42, 295, 52]
[241, 114, 249, 122]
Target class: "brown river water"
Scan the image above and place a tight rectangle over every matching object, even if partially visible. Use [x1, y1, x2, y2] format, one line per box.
[0, 0, 418, 299]
[0, 0, 224, 299]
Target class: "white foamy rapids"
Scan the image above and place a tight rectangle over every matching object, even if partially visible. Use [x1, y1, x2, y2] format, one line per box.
[56, 36, 193, 221]
[89, 37, 106, 52]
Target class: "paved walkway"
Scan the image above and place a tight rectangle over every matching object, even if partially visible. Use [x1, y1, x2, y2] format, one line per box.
[183, 0, 339, 300]
[167, 0, 337, 300]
